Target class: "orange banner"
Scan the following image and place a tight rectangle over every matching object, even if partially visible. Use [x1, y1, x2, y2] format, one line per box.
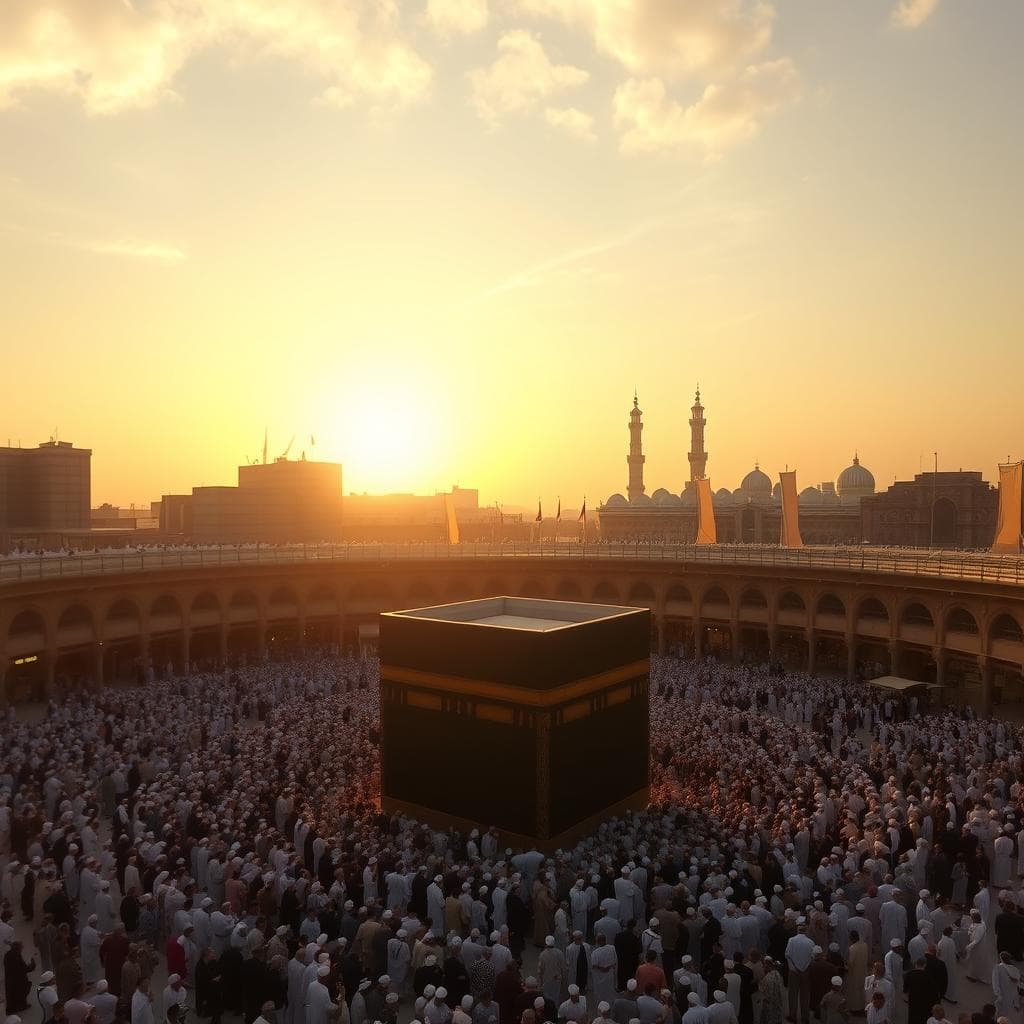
[695, 477, 717, 545]
[779, 470, 804, 548]
[993, 462, 1023, 553]
[444, 492, 460, 545]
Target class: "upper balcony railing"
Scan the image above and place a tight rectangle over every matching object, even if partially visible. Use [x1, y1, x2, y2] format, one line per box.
[0, 542, 1022, 586]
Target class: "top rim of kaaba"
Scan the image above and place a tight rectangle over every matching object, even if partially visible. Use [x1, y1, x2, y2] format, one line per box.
[382, 596, 642, 632]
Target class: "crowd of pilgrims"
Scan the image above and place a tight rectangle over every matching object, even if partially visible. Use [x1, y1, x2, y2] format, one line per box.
[2, 651, 1024, 1024]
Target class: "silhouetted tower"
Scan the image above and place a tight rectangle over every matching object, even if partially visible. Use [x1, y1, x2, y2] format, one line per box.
[627, 392, 646, 502]
[688, 386, 708, 485]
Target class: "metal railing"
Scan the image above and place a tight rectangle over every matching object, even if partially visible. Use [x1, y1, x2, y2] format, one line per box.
[1, 542, 1023, 586]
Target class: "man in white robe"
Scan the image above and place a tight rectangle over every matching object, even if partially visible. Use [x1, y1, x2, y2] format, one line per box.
[591, 934, 618, 1006]
[305, 968, 336, 1024]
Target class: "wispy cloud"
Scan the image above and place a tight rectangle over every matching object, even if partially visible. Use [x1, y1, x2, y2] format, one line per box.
[0, 221, 186, 265]
[891, 0, 939, 29]
[85, 238, 186, 264]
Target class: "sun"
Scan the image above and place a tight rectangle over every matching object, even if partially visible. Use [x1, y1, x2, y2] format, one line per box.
[328, 382, 442, 494]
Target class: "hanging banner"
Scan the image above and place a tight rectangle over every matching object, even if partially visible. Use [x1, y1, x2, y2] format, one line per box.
[779, 470, 804, 548]
[695, 478, 717, 545]
[993, 461, 1023, 553]
[444, 492, 460, 545]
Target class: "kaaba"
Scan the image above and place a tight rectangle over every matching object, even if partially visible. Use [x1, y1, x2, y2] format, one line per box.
[379, 596, 650, 849]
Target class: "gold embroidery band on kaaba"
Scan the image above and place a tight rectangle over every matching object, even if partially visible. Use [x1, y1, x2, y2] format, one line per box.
[380, 659, 649, 709]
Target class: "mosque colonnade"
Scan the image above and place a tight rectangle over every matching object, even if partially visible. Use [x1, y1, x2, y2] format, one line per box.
[1, 558, 1023, 712]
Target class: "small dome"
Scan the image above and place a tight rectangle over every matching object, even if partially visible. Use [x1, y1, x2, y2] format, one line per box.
[799, 486, 823, 505]
[651, 487, 673, 505]
[680, 487, 697, 506]
[772, 482, 782, 499]
[630, 493, 654, 507]
[740, 465, 773, 495]
[714, 487, 733, 506]
[837, 454, 875, 497]
[605, 493, 627, 507]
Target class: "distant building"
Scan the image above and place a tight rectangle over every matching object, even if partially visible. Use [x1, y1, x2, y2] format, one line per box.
[599, 392, 869, 544]
[186, 458, 344, 543]
[0, 440, 91, 548]
[860, 471, 998, 549]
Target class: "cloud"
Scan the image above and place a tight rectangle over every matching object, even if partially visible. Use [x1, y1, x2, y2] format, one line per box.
[467, 30, 588, 124]
[516, 0, 775, 79]
[424, 0, 488, 35]
[890, 0, 939, 29]
[544, 105, 596, 142]
[86, 238, 186, 264]
[0, 0, 432, 115]
[613, 58, 799, 156]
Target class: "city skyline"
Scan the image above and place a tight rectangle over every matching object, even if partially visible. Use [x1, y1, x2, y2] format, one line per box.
[2, 0, 1022, 507]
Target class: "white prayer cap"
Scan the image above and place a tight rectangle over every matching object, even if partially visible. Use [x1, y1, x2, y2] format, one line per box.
[202, 898, 213, 908]
[919, 890, 930, 898]
[680, 956, 693, 966]
[627, 980, 638, 992]
[386, 994, 399, 1005]
[318, 967, 330, 978]
[649, 918, 659, 928]
[379, 976, 391, 986]
[714, 992, 726, 1003]
[831, 978, 843, 987]
[424, 986, 436, 999]
[599, 1003, 611, 1013]
[436, 988, 448, 999]
[360, 981, 373, 993]
[318, 954, 330, 964]
[169, 975, 181, 985]
[568, 985, 580, 997]
[96, 981, 108, 993]
[687, 995, 700, 1007]
[89, 914, 98, 924]
[462, 997, 474, 1010]
[545, 935, 555, 947]
[890, 939, 901, 948]
[40, 972, 55, 984]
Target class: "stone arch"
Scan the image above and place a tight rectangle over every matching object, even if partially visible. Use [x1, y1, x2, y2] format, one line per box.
[56, 604, 95, 646]
[816, 593, 846, 617]
[267, 585, 300, 620]
[306, 584, 338, 617]
[190, 591, 221, 628]
[103, 598, 141, 641]
[227, 589, 260, 624]
[857, 597, 889, 622]
[555, 579, 585, 601]
[738, 588, 768, 625]
[900, 601, 935, 628]
[664, 584, 693, 617]
[990, 612, 1024, 644]
[149, 594, 182, 632]
[627, 581, 656, 608]
[779, 591, 806, 611]
[700, 585, 731, 619]
[6, 607, 48, 655]
[591, 580, 620, 604]
[945, 606, 979, 635]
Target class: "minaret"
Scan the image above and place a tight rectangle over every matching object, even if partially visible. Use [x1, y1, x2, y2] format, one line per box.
[687, 385, 708, 486]
[627, 391, 645, 501]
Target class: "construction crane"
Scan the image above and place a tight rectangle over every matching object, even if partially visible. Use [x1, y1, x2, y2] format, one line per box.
[277, 435, 295, 462]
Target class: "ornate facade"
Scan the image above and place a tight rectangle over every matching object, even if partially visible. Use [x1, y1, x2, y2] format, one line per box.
[600, 391, 872, 544]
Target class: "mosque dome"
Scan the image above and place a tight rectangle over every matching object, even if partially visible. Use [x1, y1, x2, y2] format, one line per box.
[772, 482, 782, 500]
[680, 487, 697, 507]
[799, 486, 823, 505]
[837, 455, 876, 497]
[605, 493, 627, 507]
[654, 488, 681, 506]
[714, 487, 733, 505]
[739, 465, 773, 495]
[630, 493, 654, 507]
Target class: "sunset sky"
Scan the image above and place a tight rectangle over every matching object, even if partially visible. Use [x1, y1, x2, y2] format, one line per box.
[1, 0, 1021, 508]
